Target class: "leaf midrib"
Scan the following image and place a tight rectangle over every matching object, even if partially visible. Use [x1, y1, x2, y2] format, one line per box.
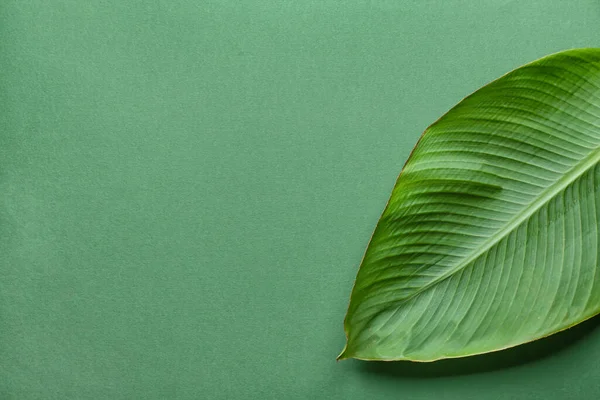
[395, 144, 600, 306]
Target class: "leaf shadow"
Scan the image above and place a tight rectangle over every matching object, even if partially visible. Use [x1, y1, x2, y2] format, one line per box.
[360, 316, 600, 378]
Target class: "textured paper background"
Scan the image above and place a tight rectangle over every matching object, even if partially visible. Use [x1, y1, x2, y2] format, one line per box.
[1, 1, 600, 399]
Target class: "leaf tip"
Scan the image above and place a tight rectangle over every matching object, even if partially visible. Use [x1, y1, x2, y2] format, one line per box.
[336, 344, 354, 361]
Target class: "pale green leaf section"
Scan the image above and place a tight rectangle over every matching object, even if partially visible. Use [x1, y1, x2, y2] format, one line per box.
[340, 48, 600, 362]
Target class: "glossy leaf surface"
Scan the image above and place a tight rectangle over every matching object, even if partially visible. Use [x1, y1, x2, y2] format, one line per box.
[340, 48, 600, 361]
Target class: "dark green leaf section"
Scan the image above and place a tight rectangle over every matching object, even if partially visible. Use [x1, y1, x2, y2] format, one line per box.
[340, 48, 600, 361]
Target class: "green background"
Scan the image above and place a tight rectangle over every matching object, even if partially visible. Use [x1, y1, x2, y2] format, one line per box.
[1, 1, 600, 399]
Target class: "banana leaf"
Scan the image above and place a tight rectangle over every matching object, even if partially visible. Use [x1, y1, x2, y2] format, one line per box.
[339, 48, 600, 362]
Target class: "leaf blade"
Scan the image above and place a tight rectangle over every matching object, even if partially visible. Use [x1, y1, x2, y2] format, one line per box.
[341, 48, 600, 361]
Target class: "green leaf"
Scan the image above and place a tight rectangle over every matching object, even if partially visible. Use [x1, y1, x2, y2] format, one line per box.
[339, 48, 600, 362]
